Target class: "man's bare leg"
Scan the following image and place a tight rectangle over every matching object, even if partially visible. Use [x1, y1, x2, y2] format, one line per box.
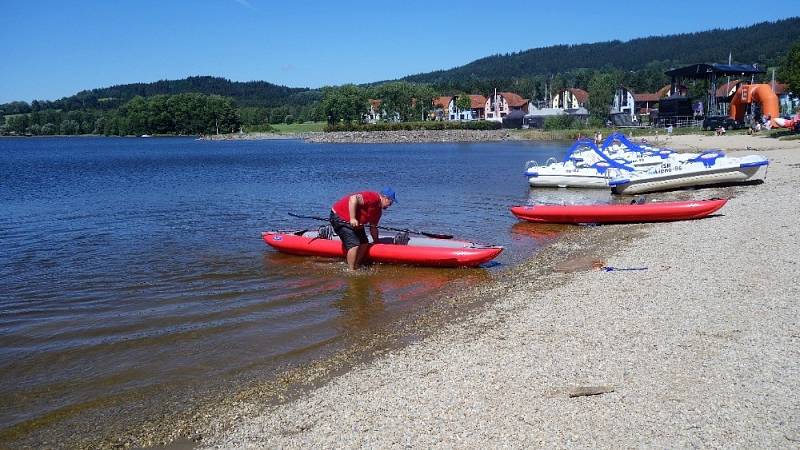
[346, 246, 359, 270]
[355, 243, 369, 268]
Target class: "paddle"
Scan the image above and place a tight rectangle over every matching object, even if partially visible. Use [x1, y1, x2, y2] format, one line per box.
[288, 212, 454, 239]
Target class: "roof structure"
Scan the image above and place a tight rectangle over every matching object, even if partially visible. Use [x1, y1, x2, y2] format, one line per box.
[566, 88, 589, 104]
[656, 85, 671, 97]
[469, 95, 487, 109]
[655, 84, 688, 97]
[633, 93, 660, 102]
[525, 107, 565, 117]
[500, 92, 528, 107]
[715, 80, 741, 97]
[665, 63, 765, 79]
[773, 82, 789, 95]
[432, 96, 451, 109]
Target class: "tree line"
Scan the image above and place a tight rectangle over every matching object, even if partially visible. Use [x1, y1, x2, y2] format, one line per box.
[1, 93, 241, 136]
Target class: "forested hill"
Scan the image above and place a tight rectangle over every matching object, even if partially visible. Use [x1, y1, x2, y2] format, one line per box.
[30, 76, 317, 112]
[403, 17, 800, 84]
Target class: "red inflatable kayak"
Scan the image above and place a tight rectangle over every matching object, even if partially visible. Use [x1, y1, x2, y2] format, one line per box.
[510, 198, 727, 224]
[262, 230, 503, 267]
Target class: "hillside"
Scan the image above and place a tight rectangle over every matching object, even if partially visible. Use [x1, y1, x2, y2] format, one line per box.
[403, 17, 800, 84]
[24, 76, 319, 112]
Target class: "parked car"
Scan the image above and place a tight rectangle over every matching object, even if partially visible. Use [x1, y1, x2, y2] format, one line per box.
[702, 116, 740, 131]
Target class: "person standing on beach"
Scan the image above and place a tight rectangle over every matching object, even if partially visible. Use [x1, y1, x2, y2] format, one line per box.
[329, 188, 396, 270]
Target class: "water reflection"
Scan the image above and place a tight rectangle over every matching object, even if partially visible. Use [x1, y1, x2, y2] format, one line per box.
[510, 221, 577, 244]
[333, 274, 386, 331]
[261, 252, 492, 336]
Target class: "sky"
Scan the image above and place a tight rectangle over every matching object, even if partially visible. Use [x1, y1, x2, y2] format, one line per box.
[0, 1, 795, 103]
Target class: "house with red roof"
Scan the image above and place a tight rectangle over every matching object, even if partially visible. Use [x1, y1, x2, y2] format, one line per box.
[485, 92, 529, 120]
[364, 98, 403, 123]
[633, 92, 661, 121]
[431, 96, 452, 121]
[611, 86, 664, 123]
[365, 99, 384, 124]
[552, 88, 588, 110]
[448, 95, 487, 121]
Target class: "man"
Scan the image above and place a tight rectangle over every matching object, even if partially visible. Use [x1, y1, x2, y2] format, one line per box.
[329, 187, 396, 270]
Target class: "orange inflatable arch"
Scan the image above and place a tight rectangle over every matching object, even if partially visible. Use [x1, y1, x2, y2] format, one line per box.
[728, 84, 780, 125]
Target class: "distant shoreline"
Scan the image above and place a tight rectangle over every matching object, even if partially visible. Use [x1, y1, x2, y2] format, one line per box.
[4, 130, 794, 150]
[203, 129, 563, 144]
[201, 129, 796, 148]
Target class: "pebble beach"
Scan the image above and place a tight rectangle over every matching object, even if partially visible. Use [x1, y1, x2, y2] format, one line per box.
[202, 133, 800, 448]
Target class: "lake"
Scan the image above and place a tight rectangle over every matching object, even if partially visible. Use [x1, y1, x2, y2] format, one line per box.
[0, 136, 612, 444]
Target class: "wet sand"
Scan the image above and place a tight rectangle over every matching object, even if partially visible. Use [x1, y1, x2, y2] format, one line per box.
[203, 137, 800, 447]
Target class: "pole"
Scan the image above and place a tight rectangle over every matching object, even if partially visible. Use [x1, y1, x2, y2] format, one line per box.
[724, 51, 732, 116]
[771, 68, 776, 93]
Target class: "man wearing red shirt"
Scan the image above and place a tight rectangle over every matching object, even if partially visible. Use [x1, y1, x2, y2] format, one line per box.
[329, 187, 397, 270]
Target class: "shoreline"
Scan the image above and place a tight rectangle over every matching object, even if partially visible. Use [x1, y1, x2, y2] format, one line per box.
[201, 129, 797, 148]
[201, 141, 800, 447]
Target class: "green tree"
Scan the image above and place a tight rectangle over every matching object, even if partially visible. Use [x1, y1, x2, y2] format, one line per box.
[93, 117, 106, 134]
[543, 114, 576, 130]
[456, 95, 472, 118]
[61, 119, 80, 135]
[411, 84, 437, 121]
[320, 84, 368, 124]
[125, 96, 149, 135]
[375, 82, 416, 122]
[587, 72, 619, 121]
[6, 114, 29, 134]
[41, 123, 57, 135]
[778, 41, 800, 95]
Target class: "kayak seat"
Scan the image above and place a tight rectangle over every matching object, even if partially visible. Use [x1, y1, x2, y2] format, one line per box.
[393, 231, 410, 245]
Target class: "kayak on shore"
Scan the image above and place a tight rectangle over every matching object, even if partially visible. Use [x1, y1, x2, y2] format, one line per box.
[262, 230, 503, 268]
[510, 198, 728, 224]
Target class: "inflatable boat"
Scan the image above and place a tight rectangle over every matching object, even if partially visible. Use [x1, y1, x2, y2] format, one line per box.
[261, 230, 503, 267]
[510, 198, 728, 224]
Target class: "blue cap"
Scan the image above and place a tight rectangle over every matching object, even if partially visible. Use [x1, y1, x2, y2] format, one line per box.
[380, 187, 397, 203]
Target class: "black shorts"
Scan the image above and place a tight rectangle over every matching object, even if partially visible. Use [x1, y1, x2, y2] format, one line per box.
[330, 211, 369, 250]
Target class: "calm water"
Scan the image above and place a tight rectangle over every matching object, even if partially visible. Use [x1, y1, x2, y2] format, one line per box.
[0, 136, 610, 440]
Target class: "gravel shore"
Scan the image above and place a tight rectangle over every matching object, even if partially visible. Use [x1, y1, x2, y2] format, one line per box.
[304, 129, 515, 144]
[204, 129, 520, 143]
[204, 138, 800, 448]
